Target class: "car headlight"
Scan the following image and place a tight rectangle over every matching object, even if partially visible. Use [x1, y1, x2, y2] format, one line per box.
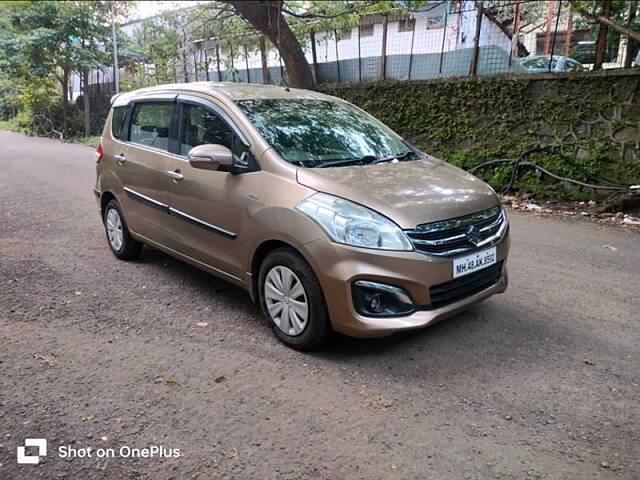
[296, 192, 413, 251]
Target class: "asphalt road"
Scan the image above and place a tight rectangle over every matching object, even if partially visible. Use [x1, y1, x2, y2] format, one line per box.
[1, 131, 639, 480]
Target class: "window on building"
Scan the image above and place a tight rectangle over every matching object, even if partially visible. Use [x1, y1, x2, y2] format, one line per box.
[425, 18, 443, 30]
[398, 18, 415, 33]
[534, 30, 617, 64]
[336, 29, 352, 41]
[359, 24, 374, 37]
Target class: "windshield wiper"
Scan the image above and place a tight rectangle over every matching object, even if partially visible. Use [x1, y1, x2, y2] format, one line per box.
[371, 150, 417, 164]
[313, 151, 417, 169]
[313, 156, 375, 168]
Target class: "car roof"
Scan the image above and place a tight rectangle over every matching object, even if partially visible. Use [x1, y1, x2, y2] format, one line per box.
[523, 55, 559, 60]
[112, 82, 336, 105]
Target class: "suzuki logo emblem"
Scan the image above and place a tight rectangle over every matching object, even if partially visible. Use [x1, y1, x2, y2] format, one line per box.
[465, 225, 482, 246]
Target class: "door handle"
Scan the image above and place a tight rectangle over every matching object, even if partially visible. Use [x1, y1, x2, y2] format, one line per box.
[114, 154, 126, 166]
[167, 169, 184, 182]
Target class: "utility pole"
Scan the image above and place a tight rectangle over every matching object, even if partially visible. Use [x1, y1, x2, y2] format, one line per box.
[469, 1, 483, 76]
[511, 0, 521, 59]
[111, 4, 119, 94]
[381, 14, 389, 79]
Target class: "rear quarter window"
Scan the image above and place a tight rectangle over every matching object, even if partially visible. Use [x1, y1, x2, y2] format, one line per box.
[111, 106, 128, 140]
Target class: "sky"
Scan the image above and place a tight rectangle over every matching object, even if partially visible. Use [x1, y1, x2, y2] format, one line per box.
[133, 1, 205, 21]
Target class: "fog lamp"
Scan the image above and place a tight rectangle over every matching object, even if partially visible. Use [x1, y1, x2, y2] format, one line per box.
[352, 280, 415, 317]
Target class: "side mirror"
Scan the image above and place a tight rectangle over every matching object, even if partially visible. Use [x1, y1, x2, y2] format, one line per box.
[187, 144, 233, 171]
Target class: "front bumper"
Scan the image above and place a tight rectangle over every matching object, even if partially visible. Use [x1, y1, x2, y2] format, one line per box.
[300, 233, 510, 338]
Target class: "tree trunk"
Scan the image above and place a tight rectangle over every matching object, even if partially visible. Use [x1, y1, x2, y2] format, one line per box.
[259, 36, 271, 84]
[82, 70, 91, 137]
[61, 66, 69, 135]
[570, 1, 640, 44]
[226, 1, 315, 89]
[593, 0, 612, 71]
[481, 3, 529, 56]
[623, 1, 638, 68]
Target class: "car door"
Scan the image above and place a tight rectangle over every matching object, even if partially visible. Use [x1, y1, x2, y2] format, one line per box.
[165, 95, 257, 280]
[118, 97, 176, 245]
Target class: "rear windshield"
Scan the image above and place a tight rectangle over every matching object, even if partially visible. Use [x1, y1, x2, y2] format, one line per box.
[236, 99, 409, 167]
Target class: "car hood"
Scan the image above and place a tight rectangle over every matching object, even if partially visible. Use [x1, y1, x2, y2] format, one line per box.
[296, 158, 499, 229]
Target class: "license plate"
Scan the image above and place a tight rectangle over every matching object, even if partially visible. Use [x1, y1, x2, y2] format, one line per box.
[453, 247, 497, 278]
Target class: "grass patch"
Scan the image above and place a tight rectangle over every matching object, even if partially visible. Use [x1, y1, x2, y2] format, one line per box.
[0, 121, 99, 148]
[0, 118, 21, 132]
[69, 135, 100, 148]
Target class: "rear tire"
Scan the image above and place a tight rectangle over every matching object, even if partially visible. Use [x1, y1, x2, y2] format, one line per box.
[103, 199, 142, 260]
[258, 248, 331, 350]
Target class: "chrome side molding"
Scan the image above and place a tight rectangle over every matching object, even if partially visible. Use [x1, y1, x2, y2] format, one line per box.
[124, 187, 169, 213]
[123, 187, 236, 239]
[168, 207, 237, 239]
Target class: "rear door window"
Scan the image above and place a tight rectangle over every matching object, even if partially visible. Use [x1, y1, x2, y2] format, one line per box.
[129, 103, 174, 151]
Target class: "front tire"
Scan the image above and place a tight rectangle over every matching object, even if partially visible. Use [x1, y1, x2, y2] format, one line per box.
[103, 199, 142, 260]
[258, 248, 331, 350]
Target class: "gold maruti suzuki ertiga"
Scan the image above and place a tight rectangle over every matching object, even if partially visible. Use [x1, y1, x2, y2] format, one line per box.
[95, 82, 509, 350]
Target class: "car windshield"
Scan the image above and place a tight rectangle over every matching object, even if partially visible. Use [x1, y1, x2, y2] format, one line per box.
[236, 99, 412, 167]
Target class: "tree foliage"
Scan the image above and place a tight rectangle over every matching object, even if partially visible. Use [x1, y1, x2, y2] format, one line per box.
[0, 1, 130, 134]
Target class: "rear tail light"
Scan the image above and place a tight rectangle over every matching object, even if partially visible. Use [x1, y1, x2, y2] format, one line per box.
[95, 142, 104, 164]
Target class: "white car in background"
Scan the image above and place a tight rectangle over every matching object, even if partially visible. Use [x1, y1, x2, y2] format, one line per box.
[520, 55, 586, 73]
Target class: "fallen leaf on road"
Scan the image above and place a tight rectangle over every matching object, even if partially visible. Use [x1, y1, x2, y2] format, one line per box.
[214, 376, 227, 384]
[221, 447, 238, 459]
[367, 395, 393, 409]
[33, 353, 58, 366]
[165, 380, 180, 386]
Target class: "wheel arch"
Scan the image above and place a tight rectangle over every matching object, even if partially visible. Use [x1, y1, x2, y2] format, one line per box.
[250, 239, 299, 302]
[100, 191, 117, 217]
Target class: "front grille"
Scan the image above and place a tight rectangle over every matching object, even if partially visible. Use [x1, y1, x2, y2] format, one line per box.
[405, 206, 506, 257]
[427, 261, 504, 310]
